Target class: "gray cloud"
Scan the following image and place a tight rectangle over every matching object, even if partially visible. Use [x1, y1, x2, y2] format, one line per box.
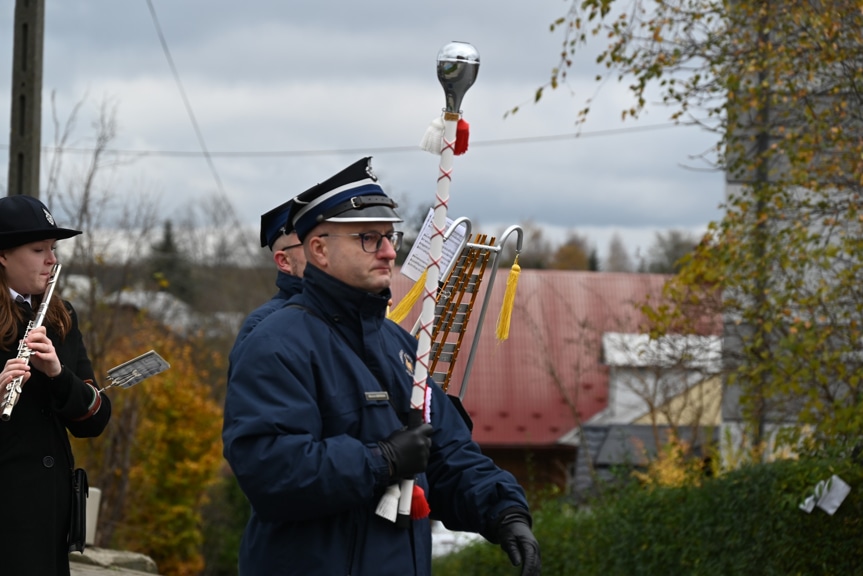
[1, 0, 726, 259]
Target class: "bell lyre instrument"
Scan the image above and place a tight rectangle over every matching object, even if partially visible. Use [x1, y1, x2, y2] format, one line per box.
[376, 41, 479, 527]
[424, 220, 524, 402]
[1, 263, 62, 421]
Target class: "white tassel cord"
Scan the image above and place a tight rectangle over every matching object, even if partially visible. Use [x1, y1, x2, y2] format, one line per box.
[375, 483, 401, 522]
[419, 116, 444, 155]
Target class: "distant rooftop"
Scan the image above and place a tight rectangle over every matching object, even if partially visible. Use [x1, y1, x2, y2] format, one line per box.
[602, 332, 723, 372]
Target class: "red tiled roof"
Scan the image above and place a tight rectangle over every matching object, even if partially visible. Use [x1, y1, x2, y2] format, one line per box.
[390, 268, 672, 447]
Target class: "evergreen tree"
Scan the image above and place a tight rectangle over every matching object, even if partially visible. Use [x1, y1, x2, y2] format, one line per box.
[149, 220, 196, 303]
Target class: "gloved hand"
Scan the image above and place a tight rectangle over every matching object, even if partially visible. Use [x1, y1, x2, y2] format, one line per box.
[378, 423, 433, 479]
[497, 510, 541, 576]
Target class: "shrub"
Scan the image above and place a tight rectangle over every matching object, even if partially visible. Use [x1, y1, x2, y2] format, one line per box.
[433, 457, 863, 575]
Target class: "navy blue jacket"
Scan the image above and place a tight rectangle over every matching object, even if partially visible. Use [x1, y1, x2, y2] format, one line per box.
[230, 271, 302, 356]
[222, 265, 529, 576]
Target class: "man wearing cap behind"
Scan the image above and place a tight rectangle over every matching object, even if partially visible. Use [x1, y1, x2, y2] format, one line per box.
[223, 157, 540, 576]
[228, 199, 306, 363]
[0, 195, 112, 575]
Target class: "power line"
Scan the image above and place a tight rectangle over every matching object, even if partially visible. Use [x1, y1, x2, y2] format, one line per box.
[1, 121, 689, 158]
[144, 0, 224, 191]
[143, 0, 262, 261]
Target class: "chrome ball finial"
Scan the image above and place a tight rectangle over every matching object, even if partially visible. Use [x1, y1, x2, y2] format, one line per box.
[436, 41, 480, 114]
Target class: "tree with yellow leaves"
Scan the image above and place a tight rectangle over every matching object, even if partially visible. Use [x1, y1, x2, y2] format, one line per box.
[536, 0, 863, 458]
[44, 91, 242, 575]
[72, 311, 224, 575]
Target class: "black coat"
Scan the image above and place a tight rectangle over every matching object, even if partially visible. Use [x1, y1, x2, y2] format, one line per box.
[0, 301, 112, 576]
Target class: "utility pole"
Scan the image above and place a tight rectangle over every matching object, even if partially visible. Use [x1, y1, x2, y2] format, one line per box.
[6, 0, 45, 198]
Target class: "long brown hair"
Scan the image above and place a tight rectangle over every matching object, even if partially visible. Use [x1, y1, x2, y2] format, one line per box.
[0, 269, 71, 351]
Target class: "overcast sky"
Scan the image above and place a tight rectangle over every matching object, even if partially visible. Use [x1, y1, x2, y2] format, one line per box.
[0, 0, 726, 263]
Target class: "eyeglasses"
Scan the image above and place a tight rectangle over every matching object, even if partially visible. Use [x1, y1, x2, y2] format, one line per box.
[281, 242, 303, 251]
[317, 231, 404, 253]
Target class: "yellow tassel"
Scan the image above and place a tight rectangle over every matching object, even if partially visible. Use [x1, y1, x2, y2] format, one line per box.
[388, 269, 427, 324]
[495, 256, 520, 342]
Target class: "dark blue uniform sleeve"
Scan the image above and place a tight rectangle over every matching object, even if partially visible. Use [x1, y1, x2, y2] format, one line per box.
[222, 311, 392, 523]
[424, 380, 530, 540]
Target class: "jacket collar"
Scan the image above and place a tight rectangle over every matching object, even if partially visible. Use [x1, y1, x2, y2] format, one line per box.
[275, 271, 303, 298]
[301, 265, 391, 325]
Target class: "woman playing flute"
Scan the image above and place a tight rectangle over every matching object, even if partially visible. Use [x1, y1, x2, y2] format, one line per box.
[0, 195, 112, 576]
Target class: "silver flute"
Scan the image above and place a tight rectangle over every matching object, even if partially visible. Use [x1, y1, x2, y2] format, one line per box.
[1, 263, 61, 421]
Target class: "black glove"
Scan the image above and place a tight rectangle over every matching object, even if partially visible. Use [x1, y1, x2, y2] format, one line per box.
[496, 510, 541, 576]
[378, 423, 433, 479]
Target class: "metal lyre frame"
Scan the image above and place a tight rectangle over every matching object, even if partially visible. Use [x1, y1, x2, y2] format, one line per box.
[417, 217, 523, 402]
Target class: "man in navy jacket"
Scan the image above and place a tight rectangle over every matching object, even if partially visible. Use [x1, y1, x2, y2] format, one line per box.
[223, 157, 540, 575]
[230, 199, 306, 355]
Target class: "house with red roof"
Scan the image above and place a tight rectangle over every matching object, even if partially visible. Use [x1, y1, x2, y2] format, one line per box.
[389, 267, 674, 494]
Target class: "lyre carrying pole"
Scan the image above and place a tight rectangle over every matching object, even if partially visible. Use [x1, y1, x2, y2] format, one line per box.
[411, 42, 480, 425]
[379, 41, 479, 528]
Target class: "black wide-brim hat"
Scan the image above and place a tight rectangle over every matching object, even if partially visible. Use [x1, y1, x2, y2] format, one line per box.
[0, 195, 82, 250]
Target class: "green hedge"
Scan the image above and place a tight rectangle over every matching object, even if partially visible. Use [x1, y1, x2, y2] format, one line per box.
[433, 458, 863, 575]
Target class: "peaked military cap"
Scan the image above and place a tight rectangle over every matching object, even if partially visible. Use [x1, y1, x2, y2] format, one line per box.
[290, 157, 401, 241]
[259, 199, 294, 250]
